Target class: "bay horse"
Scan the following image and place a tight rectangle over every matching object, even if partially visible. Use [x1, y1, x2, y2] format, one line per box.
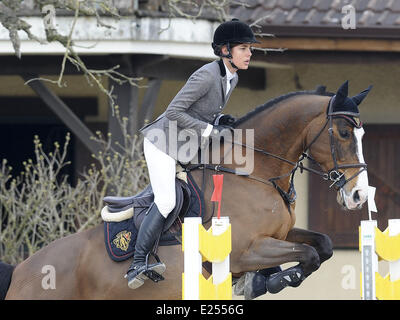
[1, 81, 371, 299]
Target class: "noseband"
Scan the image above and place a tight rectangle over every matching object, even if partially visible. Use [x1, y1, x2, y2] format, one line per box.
[185, 95, 368, 207]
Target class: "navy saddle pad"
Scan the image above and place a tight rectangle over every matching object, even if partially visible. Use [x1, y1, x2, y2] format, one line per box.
[103, 172, 204, 262]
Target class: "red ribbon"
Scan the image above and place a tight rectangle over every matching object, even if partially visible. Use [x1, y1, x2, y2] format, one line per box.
[211, 174, 224, 219]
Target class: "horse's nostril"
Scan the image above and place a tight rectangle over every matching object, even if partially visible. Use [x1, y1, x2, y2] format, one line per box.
[353, 190, 360, 203]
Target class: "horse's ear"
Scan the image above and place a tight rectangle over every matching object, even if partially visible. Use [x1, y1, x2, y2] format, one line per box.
[352, 85, 373, 106]
[334, 80, 349, 106]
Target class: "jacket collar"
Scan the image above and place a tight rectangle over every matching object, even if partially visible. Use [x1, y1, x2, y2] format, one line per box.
[217, 59, 239, 105]
[218, 59, 226, 77]
[218, 58, 237, 81]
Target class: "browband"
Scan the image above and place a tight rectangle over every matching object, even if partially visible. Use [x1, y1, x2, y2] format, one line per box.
[327, 95, 362, 128]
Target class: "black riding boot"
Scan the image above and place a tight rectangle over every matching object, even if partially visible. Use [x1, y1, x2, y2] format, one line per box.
[125, 203, 167, 289]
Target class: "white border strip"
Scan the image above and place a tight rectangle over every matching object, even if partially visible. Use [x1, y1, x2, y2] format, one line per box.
[0, 16, 217, 58]
[0, 39, 215, 58]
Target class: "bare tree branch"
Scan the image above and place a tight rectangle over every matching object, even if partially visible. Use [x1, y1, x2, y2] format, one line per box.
[0, 0, 273, 125]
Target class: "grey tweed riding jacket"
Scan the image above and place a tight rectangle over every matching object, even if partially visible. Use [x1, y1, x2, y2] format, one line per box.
[140, 59, 239, 162]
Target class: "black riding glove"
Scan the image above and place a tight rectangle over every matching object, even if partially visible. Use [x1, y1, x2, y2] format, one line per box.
[218, 114, 236, 126]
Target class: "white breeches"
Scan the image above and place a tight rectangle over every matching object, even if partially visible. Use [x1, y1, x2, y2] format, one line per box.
[143, 137, 176, 218]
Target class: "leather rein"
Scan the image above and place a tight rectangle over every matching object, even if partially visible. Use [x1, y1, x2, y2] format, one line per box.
[184, 95, 368, 207]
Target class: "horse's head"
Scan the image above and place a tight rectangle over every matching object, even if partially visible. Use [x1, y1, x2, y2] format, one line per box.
[307, 81, 372, 210]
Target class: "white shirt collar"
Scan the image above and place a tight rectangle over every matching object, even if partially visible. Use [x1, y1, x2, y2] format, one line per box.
[223, 60, 236, 81]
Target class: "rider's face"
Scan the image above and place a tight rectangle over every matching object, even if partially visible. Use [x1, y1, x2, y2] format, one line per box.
[230, 43, 253, 70]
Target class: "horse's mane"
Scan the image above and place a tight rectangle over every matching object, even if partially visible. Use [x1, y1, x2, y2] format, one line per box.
[234, 86, 334, 127]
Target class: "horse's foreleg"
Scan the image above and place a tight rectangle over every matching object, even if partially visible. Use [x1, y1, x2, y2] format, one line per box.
[285, 228, 333, 264]
[233, 236, 321, 299]
[234, 236, 320, 275]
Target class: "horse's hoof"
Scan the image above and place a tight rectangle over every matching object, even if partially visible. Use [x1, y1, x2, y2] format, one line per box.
[233, 275, 245, 296]
[244, 272, 267, 300]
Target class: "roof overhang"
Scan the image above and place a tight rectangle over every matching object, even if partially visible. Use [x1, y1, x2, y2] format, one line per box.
[262, 25, 400, 40]
[259, 36, 400, 53]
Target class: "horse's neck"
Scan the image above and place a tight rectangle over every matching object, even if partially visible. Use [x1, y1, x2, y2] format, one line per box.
[241, 96, 326, 178]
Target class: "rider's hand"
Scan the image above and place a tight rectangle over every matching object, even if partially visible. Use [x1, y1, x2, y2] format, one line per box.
[218, 114, 236, 126]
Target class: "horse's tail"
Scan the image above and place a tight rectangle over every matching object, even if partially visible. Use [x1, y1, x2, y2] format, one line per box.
[0, 261, 14, 300]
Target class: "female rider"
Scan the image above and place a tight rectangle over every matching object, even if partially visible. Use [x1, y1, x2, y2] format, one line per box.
[125, 19, 259, 289]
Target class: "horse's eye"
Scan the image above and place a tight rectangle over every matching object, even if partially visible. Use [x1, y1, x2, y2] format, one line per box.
[339, 129, 350, 138]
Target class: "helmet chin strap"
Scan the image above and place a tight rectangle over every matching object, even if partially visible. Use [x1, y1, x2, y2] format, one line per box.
[228, 59, 239, 70]
[221, 43, 239, 70]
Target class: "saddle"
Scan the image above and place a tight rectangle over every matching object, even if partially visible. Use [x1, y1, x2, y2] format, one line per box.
[101, 171, 205, 262]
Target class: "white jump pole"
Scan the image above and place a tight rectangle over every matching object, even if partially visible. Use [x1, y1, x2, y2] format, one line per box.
[360, 219, 378, 300]
[360, 186, 400, 300]
[183, 174, 231, 300]
[182, 217, 202, 300]
[182, 216, 232, 300]
[361, 185, 378, 300]
[388, 219, 400, 282]
[211, 216, 230, 286]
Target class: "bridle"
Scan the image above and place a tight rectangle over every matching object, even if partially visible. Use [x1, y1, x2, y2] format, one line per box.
[321, 95, 367, 189]
[185, 95, 368, 207]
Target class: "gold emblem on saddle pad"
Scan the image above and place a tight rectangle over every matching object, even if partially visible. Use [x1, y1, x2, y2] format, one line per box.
[113, 230, 132, 252]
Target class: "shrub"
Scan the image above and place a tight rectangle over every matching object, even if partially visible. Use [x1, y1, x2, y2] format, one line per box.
[0, 117, 148, 264]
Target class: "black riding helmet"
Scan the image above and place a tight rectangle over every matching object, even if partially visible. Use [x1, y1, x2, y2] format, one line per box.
[212, 18, 260, 58]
